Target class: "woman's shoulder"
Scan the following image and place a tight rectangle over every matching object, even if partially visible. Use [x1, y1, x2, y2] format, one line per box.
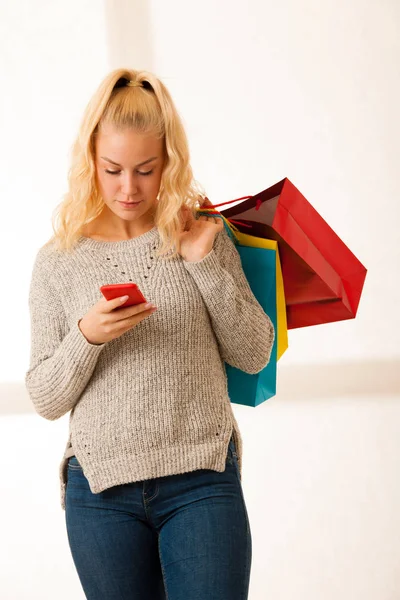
[32, 240, 56, 268]
[31, 237, 75, 278]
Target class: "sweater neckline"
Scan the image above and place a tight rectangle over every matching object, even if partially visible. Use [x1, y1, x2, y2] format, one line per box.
[77, 226, 159, 251]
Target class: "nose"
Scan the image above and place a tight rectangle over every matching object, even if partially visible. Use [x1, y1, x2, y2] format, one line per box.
[121, 172, 139, 197]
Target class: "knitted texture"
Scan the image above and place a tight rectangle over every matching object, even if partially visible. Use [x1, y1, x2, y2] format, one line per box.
[25, 226, 275, 510]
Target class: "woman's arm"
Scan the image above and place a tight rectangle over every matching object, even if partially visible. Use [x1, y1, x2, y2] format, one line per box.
[183, 227, 275, 374]
[25, 250, 105, 420]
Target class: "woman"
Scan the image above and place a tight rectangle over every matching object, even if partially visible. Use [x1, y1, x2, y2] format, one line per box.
[25, 68, 275, 599]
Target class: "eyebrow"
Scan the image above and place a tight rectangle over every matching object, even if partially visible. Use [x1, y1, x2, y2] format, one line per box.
[100, 156, 158, 168]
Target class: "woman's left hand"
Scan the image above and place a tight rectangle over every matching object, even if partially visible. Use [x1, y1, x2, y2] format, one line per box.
[177, 197, 224, 262]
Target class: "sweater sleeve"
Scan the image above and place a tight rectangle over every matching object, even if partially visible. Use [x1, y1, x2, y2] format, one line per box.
[183, 227, 275, 374]
[25, 249, 106, 421]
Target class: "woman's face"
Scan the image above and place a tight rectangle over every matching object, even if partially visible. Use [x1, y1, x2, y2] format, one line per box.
[94, 125, 165, 230]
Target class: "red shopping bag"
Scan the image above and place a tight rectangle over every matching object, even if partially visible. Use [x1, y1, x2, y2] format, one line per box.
[219, 178, 367, 329]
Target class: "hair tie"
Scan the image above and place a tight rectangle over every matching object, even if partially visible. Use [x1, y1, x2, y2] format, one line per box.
[126, 80, 143, 88]
[114, 77, 153, 92]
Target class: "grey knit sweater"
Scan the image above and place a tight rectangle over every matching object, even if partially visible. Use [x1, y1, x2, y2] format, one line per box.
[25, 225, 274, 510]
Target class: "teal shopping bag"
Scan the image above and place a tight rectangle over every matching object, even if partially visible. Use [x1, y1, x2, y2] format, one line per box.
[225, 245, 278, 407]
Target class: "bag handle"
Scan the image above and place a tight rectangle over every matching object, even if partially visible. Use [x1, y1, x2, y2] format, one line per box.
[195, 195, 260, 243]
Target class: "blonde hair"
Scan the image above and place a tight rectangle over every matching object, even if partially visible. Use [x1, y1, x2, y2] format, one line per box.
[47, 68, 205, 258]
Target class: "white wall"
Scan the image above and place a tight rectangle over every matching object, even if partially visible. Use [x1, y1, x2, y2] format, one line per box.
[146, 0, 400, 367]
[0, 1, 109, 383]
[2, 0, 399, 380]
[1, 1, 399, 599]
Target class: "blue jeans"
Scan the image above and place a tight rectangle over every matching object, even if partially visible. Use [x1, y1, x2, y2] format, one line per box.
[65, 436, 251, 599]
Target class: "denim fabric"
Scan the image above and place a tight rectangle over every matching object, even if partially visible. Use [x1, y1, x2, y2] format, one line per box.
[65, 436, 251, 599]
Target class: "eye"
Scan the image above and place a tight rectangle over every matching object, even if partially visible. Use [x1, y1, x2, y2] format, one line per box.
[104, 169, 154, 176]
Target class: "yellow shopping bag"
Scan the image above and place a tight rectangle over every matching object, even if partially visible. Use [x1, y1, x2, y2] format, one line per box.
[230, 229, 288, 359]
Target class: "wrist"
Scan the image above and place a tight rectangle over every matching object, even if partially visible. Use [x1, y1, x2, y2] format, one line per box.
[183, 248, 213, 263]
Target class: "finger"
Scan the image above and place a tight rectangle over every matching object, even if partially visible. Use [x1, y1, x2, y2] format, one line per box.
[113, 308, 157, 332]
[100, 295, 132, 312]
[103, 297, 151, 314]
[113, 303, 157, 323]
[181, 205, 195, 229]
[210, 214, 222, 226]
[201, 196, 213, 208]
[202, 211, 218, 223]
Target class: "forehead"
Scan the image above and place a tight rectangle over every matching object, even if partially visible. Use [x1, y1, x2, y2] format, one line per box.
[95, 126, 163, 161]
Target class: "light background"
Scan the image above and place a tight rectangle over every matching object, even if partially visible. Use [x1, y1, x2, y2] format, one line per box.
[0, 1, 399, 598]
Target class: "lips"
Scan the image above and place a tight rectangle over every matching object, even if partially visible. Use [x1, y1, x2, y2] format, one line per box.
[119, 201, 142, 207]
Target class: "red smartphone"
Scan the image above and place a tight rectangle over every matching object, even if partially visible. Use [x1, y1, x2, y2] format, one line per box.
[100, 283, 147, 308]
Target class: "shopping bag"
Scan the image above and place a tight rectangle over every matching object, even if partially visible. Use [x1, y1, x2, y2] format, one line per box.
[197, 208, 287, 406]
[197, 209, 288, 359]
[228, 227, 288, 360]
[225, 244, 278, 406]
[215, 178, 367, 329]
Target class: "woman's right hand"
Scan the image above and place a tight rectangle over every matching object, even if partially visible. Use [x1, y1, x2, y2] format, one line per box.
[78, 295, 158, 345]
